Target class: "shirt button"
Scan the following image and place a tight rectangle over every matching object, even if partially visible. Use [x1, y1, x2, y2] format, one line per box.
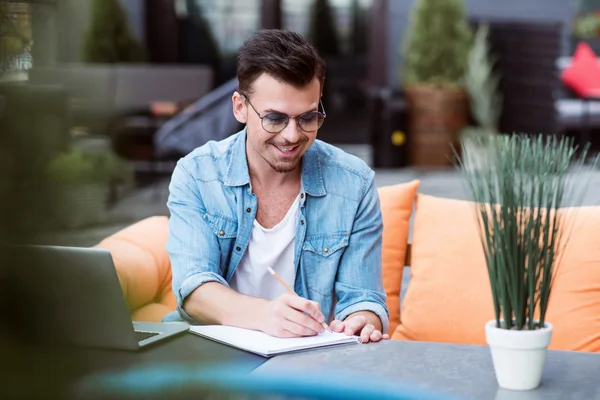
[236, 246, 241, 251]
[300, 220, 304, 225]
[246, 208, 251, 213]
[219, 230, 225, 236]
[323, 247, 329, 253]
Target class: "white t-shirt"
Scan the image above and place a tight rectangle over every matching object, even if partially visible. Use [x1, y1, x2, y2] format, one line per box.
[230, 194, 300, 300]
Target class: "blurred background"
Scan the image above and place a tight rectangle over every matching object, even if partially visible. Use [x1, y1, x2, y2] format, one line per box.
[1, 0, 600, 248]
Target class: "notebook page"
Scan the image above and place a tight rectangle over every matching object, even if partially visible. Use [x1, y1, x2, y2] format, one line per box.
[190, 325, 360, 355]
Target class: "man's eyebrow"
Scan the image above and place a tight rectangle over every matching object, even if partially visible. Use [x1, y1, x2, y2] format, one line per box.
[263, 108, 285, 114]
[263, 105, 319, 115]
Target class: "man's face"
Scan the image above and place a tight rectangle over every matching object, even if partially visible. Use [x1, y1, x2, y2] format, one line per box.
[232, 73, 322, 174]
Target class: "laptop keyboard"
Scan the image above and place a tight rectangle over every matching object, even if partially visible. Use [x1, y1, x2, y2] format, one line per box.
[135, 331, 160, 341]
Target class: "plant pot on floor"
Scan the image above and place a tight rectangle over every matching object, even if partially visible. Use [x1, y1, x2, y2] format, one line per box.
[485, 320, 553, 391]
[45, 148, 131, 229]
[405, 84, 469, 166]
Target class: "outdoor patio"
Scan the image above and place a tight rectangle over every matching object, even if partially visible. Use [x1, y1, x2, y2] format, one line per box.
[4, 1, 600, 399]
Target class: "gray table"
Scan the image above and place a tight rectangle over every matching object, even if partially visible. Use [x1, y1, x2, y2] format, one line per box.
[0, 332, 267, 400]
[253, 340, 600, 400]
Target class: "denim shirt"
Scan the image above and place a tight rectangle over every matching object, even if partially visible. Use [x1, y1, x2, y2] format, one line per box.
[164, 128, 389, 334]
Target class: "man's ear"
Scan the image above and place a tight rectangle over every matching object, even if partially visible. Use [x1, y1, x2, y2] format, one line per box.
[232, 92, 247, 124]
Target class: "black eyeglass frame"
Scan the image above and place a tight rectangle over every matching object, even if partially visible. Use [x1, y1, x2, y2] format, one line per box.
[238, 91, 327, 134]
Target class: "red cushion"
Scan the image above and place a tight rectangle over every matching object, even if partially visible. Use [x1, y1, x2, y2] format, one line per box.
[561, 42, 600, 98]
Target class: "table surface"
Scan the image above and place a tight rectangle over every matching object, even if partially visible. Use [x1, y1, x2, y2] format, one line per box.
[5, 331, 600, 400]
[253, 340, 600, 400]
[1, 331, 266, 400]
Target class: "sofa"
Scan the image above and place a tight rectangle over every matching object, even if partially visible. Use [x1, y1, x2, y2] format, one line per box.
[94, 180, 600, 352]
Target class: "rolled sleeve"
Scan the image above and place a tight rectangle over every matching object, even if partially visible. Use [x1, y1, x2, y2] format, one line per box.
[335, 301, 390, 335]
[178, 271, 229, 303]
[175, 272, 230, 324]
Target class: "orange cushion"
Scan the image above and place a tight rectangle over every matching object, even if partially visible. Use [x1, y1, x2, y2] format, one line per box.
[377, 180, 420, 334]
[561, 42, 600, 97]
[94, 216, 176, 321]
[545, 206, 600, 351]
[393, 194, 492, 345]
[393, 194, 600, 352]
[131, 303, 177, 323]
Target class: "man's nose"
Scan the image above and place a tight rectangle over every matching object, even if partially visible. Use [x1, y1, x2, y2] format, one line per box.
[279, 118, 302, 143]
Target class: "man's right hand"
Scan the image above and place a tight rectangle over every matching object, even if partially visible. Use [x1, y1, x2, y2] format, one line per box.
[259, 293, 326, 338]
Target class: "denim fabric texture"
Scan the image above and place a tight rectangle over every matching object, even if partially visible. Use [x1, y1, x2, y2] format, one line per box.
[164, 128, 389, 333]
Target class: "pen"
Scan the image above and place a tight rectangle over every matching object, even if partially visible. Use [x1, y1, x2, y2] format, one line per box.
[267, 267, 330, 332]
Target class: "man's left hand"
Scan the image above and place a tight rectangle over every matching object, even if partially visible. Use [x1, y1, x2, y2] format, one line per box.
[329, 314, 390, 343]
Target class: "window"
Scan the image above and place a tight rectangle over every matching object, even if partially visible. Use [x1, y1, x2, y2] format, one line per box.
[191, 0, 261, 55]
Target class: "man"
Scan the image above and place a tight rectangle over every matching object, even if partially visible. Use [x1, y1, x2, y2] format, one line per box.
[165, 29, 389, 343]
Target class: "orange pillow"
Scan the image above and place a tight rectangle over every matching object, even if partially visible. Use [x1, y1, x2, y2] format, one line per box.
[393, 194, 600, 352]
[94, 216, 175, 320]
[377, 179, 420, 334]
[393, 194, 492, 345]
[545, 206, 600, 351]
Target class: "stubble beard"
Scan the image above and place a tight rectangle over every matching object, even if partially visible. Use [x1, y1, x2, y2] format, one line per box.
[264, 135, 309, 174]
[264, 149, 301, 173]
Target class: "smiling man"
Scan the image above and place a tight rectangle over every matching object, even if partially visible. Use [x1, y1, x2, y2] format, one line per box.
[165, 29, 389, 343]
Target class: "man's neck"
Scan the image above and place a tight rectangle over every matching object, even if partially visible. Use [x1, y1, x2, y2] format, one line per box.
[248, 161, 301, 190]
[246, 151, 302, 191]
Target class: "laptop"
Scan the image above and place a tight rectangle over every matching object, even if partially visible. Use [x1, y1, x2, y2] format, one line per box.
[0, 244, 189, 351]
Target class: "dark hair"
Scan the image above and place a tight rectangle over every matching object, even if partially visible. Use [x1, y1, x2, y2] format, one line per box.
[236, 29, 326, 95]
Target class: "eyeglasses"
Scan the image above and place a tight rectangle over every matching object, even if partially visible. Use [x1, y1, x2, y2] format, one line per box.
[240, 92, 326, 134]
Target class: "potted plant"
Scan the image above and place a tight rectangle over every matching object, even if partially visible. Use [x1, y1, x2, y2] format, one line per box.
[400, 0, 473, 166]
[463, 23, 502, 135]
[81, 0, 146, 63]
[460, 23, 503, 170]
[456, 133, 599, 390]
[572, 7, 600, 54]
[46, 149, 130, 229]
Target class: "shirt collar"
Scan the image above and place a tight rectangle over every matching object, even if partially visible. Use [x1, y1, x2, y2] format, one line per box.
[224, 128, 327, 197]
[224, 128, 250, 187]
[300, 141, 326, 197]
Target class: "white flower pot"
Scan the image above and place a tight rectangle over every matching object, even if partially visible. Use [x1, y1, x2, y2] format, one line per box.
[485, 320, 553, 391]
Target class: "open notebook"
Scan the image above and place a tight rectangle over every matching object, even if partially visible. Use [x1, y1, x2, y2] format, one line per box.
[190, 325, 361, 357]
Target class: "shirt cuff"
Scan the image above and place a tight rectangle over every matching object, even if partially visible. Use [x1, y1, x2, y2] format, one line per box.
[176, 272, 229, 323]
[335, 301, 390, 335]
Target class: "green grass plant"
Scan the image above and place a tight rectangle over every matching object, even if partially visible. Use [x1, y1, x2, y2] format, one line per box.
[456, 133, 599, 330]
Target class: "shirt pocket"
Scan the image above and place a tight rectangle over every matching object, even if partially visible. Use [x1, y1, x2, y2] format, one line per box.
[203, 212, 239, 270]
[301, 232, 349, 297]
[203, 212, 238, 239]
